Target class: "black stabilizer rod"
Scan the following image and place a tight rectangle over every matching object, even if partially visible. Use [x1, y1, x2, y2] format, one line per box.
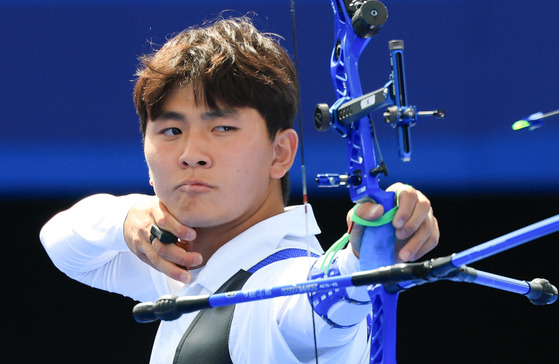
[133, 256, 558, 323]
[373, 255, 558, 306]
[394, 259, 558, 306]
[133, 294, 211, 323]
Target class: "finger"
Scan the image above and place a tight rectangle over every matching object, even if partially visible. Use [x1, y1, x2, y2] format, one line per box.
[155, 203, 197, 241]
[397, 215, 439, 262]
[348, 202, 385, 257]
[348, 202, 384, 241]
[352, 202, 385, 222]
[411, 216, 440, 260]
[152, 239, 203, 268]
[145, 241, 195, 283]
[395, 193, 431, 240]
[389, 186, 418, 230]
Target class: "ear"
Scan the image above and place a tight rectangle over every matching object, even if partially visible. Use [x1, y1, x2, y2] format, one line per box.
[270, 128, 298, 179]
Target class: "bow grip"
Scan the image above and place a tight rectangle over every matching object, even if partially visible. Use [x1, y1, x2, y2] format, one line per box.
[360, 222, 396, 271]
[357, 190, 396, 272]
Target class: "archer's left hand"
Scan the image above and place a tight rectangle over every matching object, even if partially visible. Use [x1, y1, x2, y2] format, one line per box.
[349, 182, 439, 262]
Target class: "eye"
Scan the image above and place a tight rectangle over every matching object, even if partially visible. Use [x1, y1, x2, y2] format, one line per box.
[162, 127, 182, 136]
[213, 125, 237, 132]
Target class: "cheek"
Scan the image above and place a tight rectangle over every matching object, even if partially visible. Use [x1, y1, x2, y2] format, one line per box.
[232, 143, 273, 175]
[143, 144, 157, 174]
[231, 148, 274, 192]
[144, 143, 169, 186]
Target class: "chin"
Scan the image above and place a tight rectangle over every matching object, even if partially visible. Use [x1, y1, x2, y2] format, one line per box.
[174, 210, 215, 229]
[163, 198, 206, 225]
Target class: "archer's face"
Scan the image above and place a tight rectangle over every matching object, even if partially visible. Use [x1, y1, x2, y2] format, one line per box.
[144, 86, 290, 232]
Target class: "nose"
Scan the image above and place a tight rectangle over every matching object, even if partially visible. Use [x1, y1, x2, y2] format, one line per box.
[179, 131, 211, 168]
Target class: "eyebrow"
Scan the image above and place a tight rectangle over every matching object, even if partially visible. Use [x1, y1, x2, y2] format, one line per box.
[154, 111, 185, 122]
[153, 108, 239, 122]
[202, 108, 239, 120]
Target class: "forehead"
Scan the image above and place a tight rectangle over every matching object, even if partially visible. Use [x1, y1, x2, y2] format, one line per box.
[160, 86, 197, 110]
[156, 86, 236, 115]
[151, 86, 266, 125]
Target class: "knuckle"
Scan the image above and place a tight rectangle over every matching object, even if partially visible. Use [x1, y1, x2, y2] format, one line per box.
[155, 216, 167, 228]
[153, 242, 170, 257]
[428, 235, 439, 250]
[396, 208, 411, 223]
[398, 188, 414, 202]
[403, 218, 421, 235]
[131, 236, 142, 248]
[418, 197, 431, 210]
[150, 255, 162, 268]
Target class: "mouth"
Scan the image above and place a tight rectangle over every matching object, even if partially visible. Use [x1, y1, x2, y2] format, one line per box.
[176, 180, 215, 193]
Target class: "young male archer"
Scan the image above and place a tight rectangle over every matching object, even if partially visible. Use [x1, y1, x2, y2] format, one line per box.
[41, 17, 439, 363]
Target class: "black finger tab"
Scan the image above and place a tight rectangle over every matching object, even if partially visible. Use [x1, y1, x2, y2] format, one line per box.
[150, 225, 179, 244]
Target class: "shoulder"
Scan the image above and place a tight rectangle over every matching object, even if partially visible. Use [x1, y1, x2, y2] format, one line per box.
[244, 254, 316, 290]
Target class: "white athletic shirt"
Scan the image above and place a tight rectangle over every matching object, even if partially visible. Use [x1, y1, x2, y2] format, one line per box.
[40, 194, 372, 363]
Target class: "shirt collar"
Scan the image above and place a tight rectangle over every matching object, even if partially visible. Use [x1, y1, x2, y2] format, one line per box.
[184, 204, 322, 295]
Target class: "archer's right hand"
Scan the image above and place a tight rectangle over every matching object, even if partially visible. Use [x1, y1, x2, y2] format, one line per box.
[124, 196, 203, 283]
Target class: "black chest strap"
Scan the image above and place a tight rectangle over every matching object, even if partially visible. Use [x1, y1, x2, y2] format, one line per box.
[173, 248, 318, 364]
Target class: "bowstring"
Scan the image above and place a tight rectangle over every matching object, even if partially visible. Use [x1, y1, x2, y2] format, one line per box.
[290, 1, 320, 363]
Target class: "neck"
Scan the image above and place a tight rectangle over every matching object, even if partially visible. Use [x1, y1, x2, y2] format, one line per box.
[185, 195, 286, 268]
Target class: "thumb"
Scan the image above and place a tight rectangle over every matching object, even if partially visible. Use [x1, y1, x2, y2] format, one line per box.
[349, 202, 384, 257]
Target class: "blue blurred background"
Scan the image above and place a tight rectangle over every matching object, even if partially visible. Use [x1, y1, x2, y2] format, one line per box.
[2, 1, 558, 363]
[1, 0, 557, 199]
